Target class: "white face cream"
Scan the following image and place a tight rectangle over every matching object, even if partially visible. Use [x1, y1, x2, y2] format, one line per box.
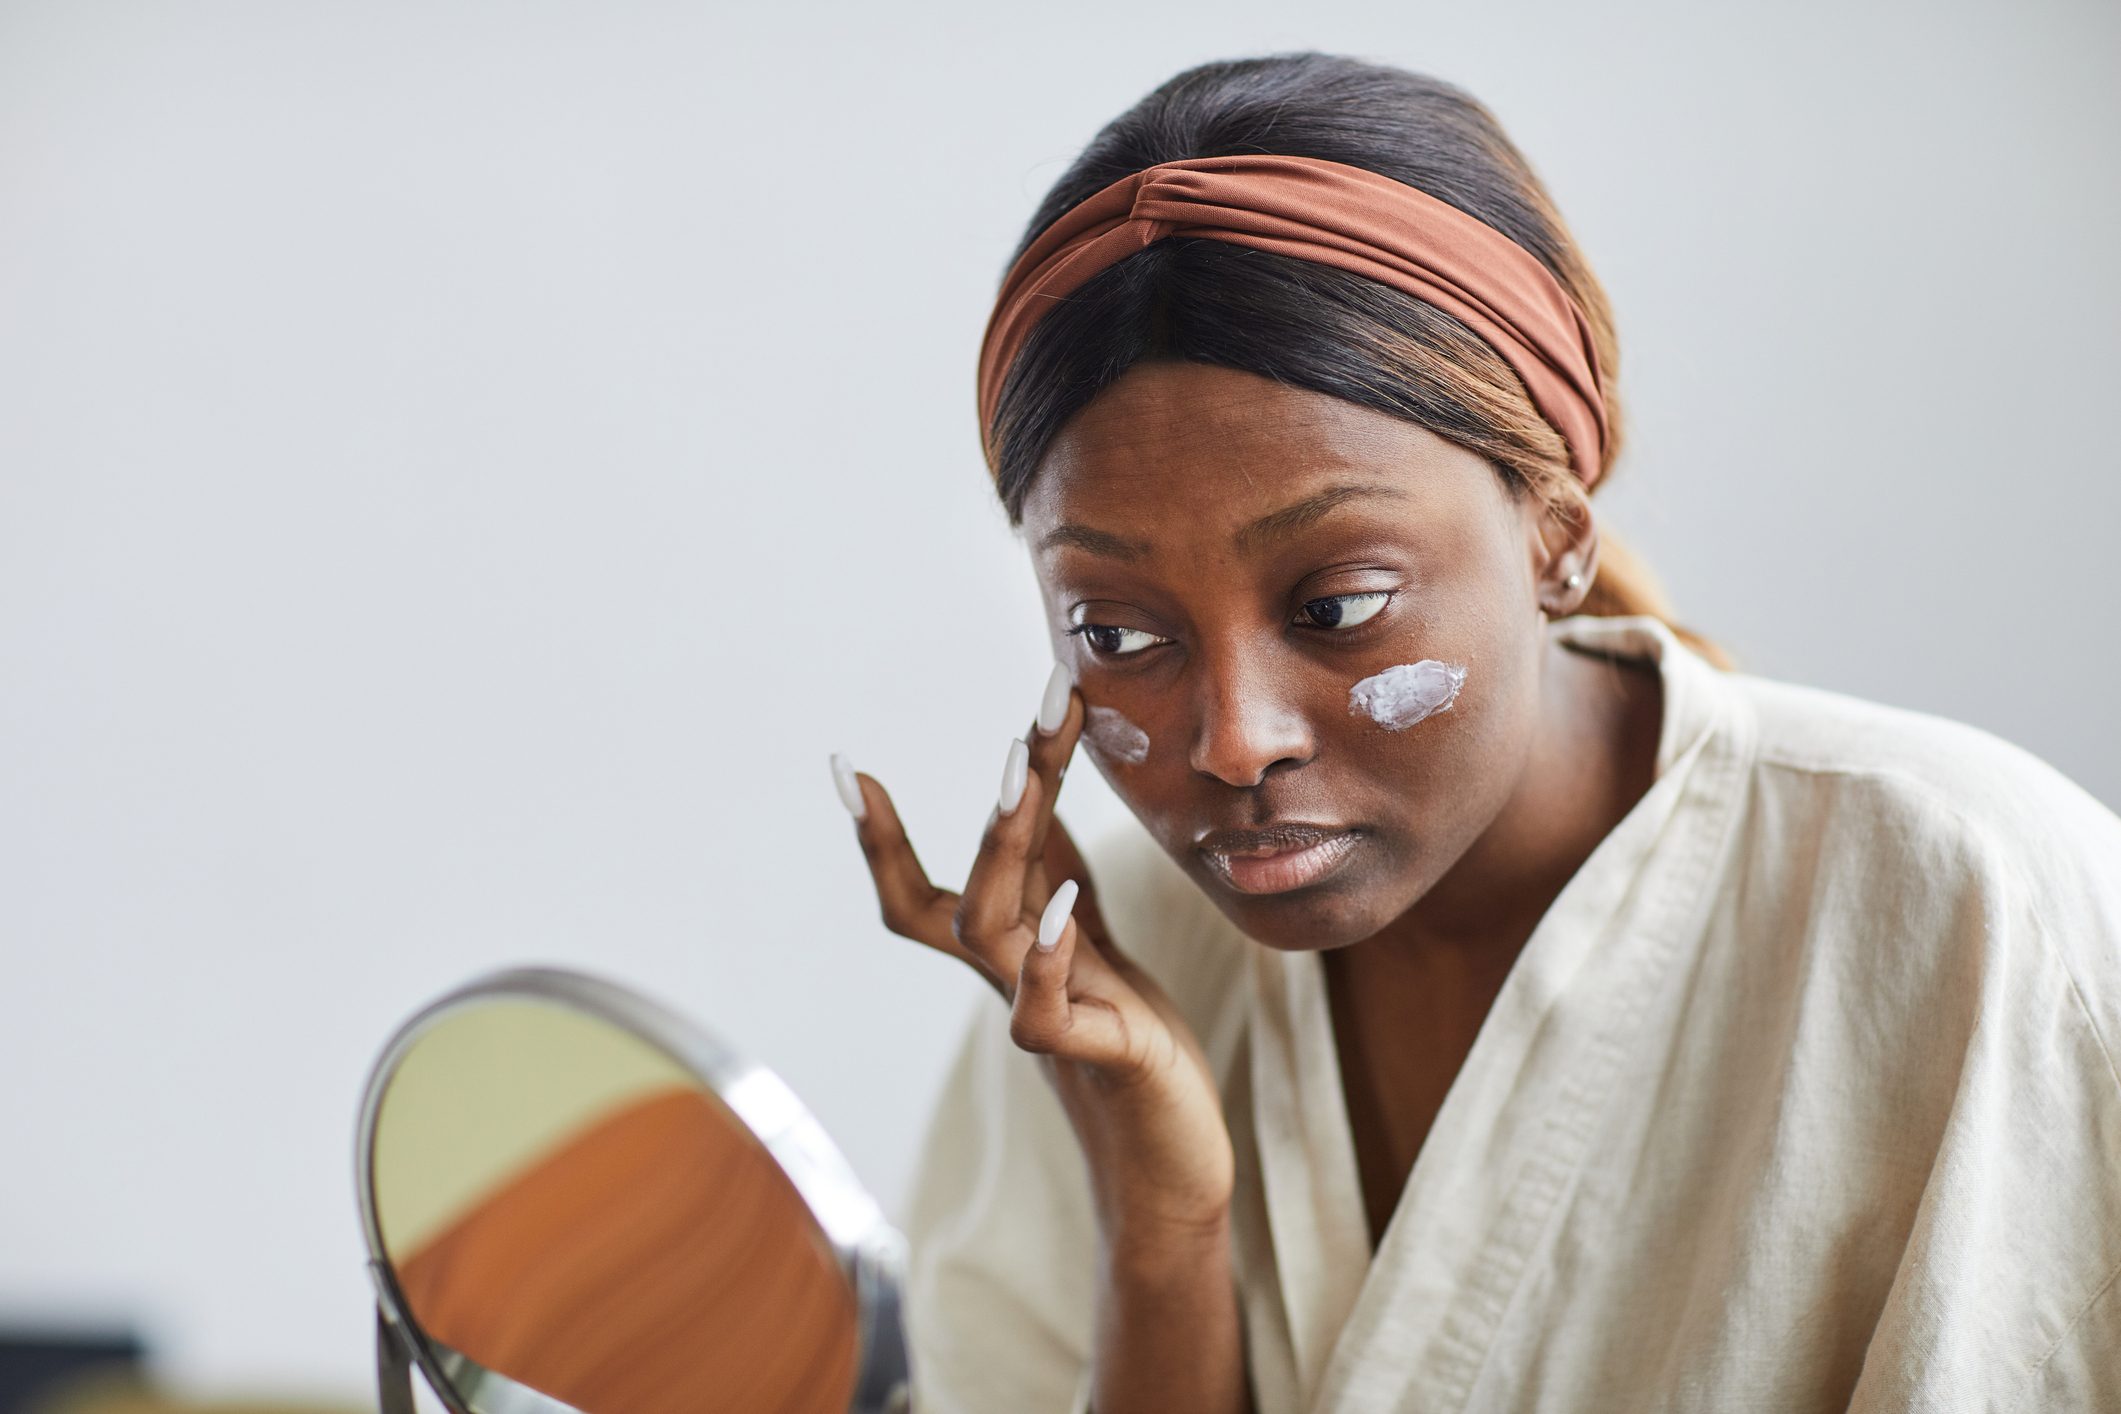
[1348, 659, 1468, 730]
[1084, 705, 1151, 764]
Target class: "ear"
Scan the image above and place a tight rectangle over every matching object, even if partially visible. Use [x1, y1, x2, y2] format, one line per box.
[1525, 481, 1600, 618]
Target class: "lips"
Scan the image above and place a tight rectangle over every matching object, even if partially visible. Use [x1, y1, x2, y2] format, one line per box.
[1196, 822, 1364, 895]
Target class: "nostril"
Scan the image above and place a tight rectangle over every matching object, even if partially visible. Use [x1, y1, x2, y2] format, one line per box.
[1189, 714, 1313, 788]
[1186, 658, 1318, 785]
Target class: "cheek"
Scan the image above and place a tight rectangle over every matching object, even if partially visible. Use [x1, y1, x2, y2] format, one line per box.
[1333, 639, 1533, 820]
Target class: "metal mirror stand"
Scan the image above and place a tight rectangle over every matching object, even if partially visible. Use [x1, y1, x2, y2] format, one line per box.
[355, 966, 913, 1414]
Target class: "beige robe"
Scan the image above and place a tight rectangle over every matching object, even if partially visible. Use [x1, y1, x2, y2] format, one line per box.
[897, 614, 2121, 1412]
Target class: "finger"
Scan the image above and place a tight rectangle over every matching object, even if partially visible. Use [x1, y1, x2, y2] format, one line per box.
[1021, 672, 1085, 887]
[1008, 882, 1127, 1064]
[838, 761, 989, 979]
[1018, 702, 1084, 916]
[952, 738, 1049, 974]
[1040, 813, 1121, 954]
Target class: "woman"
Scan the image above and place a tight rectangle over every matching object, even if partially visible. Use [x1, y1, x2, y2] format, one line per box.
[831, 52, 2121, 1413]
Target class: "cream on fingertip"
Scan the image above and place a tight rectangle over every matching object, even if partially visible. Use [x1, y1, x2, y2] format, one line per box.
[1036, 878, 1079, 951]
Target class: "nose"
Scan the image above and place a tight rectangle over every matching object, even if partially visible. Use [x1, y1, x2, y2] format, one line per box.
[1187, 649, 1316, 788]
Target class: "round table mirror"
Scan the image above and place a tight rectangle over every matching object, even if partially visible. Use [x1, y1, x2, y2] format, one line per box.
[352, 966, 909, 1414]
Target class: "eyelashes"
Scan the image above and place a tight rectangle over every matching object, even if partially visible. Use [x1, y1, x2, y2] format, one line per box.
[1295, 590, 1389, 632]
[1065, 591, 1393, 659]
[1064, 622, 1166, 657]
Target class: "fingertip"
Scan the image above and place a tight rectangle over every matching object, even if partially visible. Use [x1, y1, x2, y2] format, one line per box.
[1019, 919, 1073, 1004]
[1056, 683, 1084, 742]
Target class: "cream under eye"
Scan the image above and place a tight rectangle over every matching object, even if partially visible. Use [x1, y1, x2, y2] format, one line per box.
[1297, 591, 1391, 631]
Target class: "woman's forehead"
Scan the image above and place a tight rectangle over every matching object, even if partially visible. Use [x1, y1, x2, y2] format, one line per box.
[1023, 363, 1496, 550]
[1040, 363, 1401, 473]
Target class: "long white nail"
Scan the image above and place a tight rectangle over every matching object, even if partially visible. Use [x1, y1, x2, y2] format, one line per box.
[1036, 660, 1071, 736]
[830, 751, 866, 821]
[1037, 878, 1079, 952]
[998, 737, 1030, 815]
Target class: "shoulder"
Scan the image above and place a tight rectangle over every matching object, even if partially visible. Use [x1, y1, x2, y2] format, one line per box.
[1723, 667, 2121, 1080]
[1718, 677, 2121, 1405]
[1734, 669, 2121, 906]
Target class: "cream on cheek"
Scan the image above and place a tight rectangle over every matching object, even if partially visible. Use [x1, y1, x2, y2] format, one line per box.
[1083, 704, 1151, 764]
[1348, 659, 1468, 730]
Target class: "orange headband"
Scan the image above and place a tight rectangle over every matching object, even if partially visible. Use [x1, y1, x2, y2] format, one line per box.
[976, 152, 1612, 489]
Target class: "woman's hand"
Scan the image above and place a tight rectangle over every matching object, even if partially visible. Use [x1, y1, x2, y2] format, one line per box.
[831, 674, 1232, 1237]
[833, 670, 1253, 1412]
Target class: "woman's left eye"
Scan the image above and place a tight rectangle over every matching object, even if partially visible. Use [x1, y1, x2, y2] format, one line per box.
[1296, 591, 1391, 631]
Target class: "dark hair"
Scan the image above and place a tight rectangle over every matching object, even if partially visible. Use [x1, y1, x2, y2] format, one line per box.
[985, 50, 1732, 669]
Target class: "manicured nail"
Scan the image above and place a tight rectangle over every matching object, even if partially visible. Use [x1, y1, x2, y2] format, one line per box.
[1036, 660, 1071, 736]
[998, 737, 1030, 815]
[830, 751, 866, 821]
[1037, 878, 1078, 952]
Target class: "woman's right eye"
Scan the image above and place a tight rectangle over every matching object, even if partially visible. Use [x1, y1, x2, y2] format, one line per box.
[1065, 622, 1169, 657]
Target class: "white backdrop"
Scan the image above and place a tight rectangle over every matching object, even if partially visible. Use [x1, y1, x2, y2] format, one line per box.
[2, 0, 2114, 1400]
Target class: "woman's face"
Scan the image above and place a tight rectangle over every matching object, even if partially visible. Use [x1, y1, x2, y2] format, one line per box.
[1021, 358, 1573, 952]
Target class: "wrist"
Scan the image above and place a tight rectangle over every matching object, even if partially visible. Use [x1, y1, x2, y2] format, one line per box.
[1099, 1203, 1234, 1283]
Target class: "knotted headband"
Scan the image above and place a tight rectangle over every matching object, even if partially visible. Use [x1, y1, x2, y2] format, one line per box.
[976, 152, 1612, 489]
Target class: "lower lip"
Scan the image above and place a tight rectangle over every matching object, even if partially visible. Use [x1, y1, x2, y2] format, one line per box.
[1203, 831, 1363, 895]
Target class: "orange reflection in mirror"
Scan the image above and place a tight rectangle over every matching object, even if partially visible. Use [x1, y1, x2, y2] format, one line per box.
[393, 1085, 858, 1414]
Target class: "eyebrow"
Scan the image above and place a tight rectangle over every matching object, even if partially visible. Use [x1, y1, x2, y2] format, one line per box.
[1036, 481, 1412, 562]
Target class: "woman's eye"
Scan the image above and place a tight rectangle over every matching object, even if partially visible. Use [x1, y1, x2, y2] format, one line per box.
[1066, 622, 1169, 657]
[1296, 591, 1391, 631]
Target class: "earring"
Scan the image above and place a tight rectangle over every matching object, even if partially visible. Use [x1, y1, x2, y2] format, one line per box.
[1565, 572, 1584, 590]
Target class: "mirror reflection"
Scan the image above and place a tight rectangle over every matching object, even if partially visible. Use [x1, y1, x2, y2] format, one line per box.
[370, 997, 858, 1414]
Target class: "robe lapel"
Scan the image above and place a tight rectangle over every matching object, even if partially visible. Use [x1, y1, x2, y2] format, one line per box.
[1246, 934, 1375, 1408]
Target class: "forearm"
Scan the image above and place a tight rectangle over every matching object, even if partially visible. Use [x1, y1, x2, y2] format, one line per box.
[1087, 1211, 1253, 1414]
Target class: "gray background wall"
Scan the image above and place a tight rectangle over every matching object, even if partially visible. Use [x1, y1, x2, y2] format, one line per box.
[2, 0, 2113, 1400]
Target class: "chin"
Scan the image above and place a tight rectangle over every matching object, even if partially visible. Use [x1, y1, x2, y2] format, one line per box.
[1182, 851, 1400, 953]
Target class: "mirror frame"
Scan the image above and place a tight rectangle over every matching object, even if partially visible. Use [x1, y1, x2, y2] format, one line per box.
[353, 964, 911, 1414]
